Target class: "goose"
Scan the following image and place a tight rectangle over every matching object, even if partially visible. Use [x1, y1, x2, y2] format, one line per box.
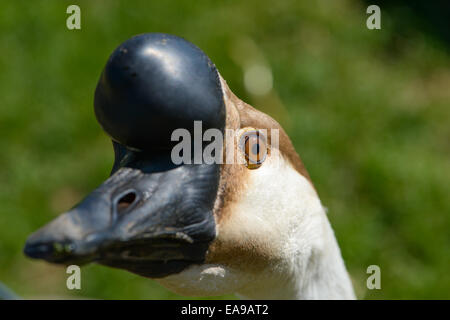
[24, 33, 355, 300]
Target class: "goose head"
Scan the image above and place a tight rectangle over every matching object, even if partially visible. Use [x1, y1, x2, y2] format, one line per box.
[24, 33, 354, 298]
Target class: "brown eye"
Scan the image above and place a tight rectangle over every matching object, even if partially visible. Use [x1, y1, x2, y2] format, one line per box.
[239, 130, 267, 169]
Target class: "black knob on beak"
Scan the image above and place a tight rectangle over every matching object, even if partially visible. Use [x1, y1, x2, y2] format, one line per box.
[94, 33, 226, 151]
[25, 33, 222, 278]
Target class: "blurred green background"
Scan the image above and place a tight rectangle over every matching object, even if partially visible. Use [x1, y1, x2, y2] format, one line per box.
[0, 0, 449, 299]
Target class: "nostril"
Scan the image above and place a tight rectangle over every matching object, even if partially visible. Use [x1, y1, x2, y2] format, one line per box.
[116, 190, 138, 215]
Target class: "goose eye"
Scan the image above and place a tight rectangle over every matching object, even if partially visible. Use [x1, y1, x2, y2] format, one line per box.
[239, 130, 268, 169]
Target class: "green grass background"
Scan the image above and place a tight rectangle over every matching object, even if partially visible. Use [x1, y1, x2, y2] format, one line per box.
[0, 0, 449, 299]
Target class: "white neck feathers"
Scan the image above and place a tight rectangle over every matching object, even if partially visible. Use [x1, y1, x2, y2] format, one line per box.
[159, 153, 355, 299]
[231, 153, 355, 299]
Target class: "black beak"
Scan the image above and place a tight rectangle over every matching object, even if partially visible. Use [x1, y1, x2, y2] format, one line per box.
[24, 33, 225, 278]
[25, 146, 219, 278]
